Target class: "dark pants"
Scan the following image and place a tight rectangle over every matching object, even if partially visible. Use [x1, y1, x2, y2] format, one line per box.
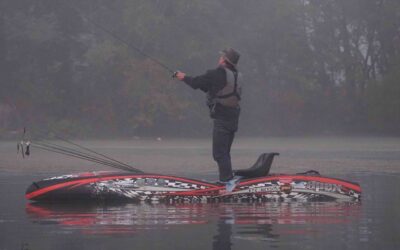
[212, 118, 238, 182]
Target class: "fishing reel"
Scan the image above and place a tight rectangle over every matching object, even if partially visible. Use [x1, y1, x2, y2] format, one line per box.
[172, 71, 178, 78]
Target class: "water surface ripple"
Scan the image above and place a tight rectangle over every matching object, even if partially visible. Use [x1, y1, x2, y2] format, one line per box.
[1, 138, 399, 249]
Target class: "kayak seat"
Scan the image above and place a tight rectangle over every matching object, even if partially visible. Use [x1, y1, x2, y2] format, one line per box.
[234, 152, 279, 179]
[296, 170, 320, 176]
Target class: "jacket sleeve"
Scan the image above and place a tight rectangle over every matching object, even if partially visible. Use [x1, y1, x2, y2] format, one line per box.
[183, 69, 220, 93]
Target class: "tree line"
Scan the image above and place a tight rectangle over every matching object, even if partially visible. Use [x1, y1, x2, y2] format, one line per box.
[1, 0, 399, 137]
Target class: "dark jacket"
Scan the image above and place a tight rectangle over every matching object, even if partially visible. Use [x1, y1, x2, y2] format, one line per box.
[183, 66, 240, 120]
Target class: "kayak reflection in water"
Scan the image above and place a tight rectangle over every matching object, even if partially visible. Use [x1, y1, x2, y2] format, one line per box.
[25, 201, 361, 246]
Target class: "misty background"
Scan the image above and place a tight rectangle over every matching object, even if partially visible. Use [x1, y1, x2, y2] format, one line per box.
[1, 0, 399, 138]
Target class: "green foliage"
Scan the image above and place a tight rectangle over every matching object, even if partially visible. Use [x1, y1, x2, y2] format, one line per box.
[1, 0, 399, 137]
[366, 68, 400, 133]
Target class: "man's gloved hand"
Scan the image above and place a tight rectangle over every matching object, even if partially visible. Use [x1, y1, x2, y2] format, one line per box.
[174, 71, 186, 81]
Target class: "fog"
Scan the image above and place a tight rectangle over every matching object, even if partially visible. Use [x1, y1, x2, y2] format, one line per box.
[1, 0, 399, 138]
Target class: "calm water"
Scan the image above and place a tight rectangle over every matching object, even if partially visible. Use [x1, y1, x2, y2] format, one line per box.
[1, 137, 400, 249]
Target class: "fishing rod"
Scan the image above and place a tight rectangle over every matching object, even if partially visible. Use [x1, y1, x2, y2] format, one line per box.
[18, 2, 181, 171]
[33, 140, 137, 172]
[63, 1, 177, 77]
[24, 140, 142, 173]
[33, 142, 133, 171]
[51, 134, 140, 172]
[18, 128, 143, 173]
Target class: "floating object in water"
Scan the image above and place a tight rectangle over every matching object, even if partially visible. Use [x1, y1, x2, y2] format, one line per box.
[25, 153, 361, 202]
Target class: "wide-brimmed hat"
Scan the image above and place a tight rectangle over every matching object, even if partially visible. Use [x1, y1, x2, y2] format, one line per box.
[220, 48, 240, 67]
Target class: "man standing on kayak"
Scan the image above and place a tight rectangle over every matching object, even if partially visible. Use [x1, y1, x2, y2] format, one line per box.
[175, 48, 242, 191]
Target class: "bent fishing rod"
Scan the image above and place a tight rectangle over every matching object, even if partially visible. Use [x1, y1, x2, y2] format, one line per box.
[63, 1, 178, 77]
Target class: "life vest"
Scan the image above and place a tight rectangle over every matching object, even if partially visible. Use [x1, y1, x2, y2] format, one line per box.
[215, 68, 241, 108]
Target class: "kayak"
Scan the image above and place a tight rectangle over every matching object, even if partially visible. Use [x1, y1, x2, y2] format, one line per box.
[25, 153, 361, 202]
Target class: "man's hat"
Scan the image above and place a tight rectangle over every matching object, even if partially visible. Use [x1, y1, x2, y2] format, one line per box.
[220, 48, 240, 67]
